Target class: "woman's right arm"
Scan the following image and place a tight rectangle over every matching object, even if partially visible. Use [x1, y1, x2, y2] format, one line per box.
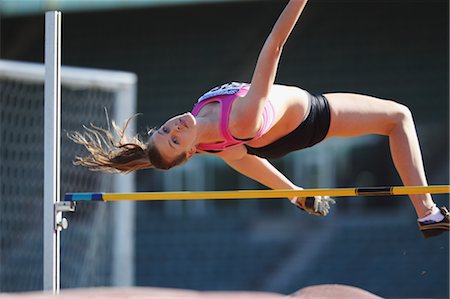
[218, 147, 334, 216]
[224, 153, 299, 191]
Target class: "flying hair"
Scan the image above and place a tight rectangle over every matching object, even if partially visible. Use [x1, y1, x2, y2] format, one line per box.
[68, 110, 153, 174]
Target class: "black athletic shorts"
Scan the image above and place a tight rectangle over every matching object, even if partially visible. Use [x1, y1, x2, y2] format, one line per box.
[245, 92, 331, 160]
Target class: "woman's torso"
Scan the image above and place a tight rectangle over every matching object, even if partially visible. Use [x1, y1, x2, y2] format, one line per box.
[243, 84, 310, 148]
[193, 83, 310, 154]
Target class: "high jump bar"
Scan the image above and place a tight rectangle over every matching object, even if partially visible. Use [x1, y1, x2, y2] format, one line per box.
[65, 185, 450, 202]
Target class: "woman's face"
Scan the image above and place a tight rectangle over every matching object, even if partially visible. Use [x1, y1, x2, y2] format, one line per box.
[150, 112, 197, 163]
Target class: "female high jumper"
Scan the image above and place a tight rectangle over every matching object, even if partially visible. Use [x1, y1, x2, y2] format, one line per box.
[69, 0, 449, 238]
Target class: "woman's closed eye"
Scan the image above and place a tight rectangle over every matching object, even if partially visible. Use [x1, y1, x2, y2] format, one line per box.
[162, 127, 169, 134]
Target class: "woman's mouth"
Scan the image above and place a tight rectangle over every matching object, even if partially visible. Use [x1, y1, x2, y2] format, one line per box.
[179, 118, 188, 128]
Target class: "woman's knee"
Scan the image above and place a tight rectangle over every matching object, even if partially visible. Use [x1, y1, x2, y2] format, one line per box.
[388, 101, 415, 132]
[392, 101, 413, 122]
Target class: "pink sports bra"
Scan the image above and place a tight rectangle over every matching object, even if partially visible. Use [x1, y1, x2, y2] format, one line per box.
[191, 82, 275, 152]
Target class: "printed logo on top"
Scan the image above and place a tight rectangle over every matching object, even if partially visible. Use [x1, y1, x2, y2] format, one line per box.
[197, 82, 247, 102]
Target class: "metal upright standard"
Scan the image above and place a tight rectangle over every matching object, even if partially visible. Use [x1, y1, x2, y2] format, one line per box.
[40, 11, 137, 289]
[43, 11, 75, 294]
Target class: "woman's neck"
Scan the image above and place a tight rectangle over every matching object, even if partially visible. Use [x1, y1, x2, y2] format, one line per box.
[194, 106, 222, 144]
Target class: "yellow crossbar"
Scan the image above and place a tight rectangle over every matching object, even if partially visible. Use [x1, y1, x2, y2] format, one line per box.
[94, 185, 450, 202]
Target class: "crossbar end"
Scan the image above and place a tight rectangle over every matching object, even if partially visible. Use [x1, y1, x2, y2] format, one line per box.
[64, 193, 104, 202]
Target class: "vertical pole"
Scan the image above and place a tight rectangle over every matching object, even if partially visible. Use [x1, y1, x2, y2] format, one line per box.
[43, 11, 61, 294]
[111, 85, 137, 286]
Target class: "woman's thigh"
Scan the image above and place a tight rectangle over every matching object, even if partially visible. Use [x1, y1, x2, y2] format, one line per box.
[324, 93, 408, 139]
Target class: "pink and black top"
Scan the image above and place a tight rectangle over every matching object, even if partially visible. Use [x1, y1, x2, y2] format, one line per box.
[191, 82, 275, 152]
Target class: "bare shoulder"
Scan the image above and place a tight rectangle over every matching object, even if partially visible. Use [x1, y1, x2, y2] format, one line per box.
[230, 84, 307, 138]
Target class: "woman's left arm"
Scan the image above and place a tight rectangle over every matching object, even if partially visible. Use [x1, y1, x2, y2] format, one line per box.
[243, 0, 308, 108]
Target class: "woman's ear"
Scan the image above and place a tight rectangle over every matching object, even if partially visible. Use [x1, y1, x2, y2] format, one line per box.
[187, 147, 196, 159]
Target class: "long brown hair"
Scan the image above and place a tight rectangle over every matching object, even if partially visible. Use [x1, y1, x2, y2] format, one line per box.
[68, 113, 188, 173]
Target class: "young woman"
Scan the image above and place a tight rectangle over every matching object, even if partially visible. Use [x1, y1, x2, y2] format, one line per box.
[70, 0, 449, 238]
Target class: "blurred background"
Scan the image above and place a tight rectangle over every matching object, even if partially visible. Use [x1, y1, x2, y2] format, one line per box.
[0, 0, 448, 298]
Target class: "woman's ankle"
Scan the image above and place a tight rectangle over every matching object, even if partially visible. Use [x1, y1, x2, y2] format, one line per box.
[418, 205, 443, 223]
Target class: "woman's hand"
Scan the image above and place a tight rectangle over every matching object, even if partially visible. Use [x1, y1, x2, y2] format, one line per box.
[221, 154, 336, 216]
[290, 187, 336, 216]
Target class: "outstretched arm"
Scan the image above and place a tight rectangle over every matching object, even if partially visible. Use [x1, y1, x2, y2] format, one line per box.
[249, 0, 308, 97]
[223, 153, 299, 191]
[222, 152, 334, 216]
[239, 0, 308, 129]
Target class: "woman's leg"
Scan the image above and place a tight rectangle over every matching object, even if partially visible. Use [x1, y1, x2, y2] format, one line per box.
[324, 92, 435, 218]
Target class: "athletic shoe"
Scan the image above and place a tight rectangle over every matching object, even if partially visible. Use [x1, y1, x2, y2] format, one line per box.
[418, 207, 450, 238]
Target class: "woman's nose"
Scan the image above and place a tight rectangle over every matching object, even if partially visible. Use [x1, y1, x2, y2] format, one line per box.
[169, 125, 179, 134]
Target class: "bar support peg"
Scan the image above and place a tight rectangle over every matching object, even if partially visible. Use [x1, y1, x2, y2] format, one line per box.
[54, 201, 76, 231]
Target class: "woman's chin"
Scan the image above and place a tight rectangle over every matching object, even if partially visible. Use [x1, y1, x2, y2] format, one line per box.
[185, 112, 197, 127]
